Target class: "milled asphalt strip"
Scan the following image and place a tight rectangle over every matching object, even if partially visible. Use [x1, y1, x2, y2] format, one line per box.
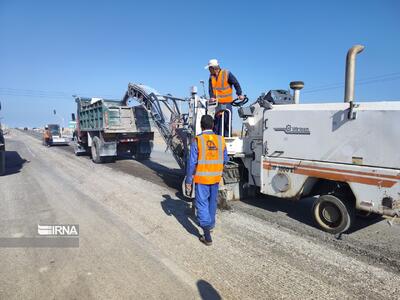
[21, 130, 183, 190]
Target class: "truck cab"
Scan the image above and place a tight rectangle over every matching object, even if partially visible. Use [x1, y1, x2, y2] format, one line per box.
[43, 124, 68, 146]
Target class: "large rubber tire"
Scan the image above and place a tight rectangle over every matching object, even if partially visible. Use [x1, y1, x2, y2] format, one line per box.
[313, 194, 354, 234]
[91, 137, 102, 164]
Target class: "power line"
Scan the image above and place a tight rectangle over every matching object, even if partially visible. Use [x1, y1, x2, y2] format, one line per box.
[1, 71, 400, 98]
[0, 88, 121, 100]
[303, 72, 400, 94]
[304, 72, 400, 91]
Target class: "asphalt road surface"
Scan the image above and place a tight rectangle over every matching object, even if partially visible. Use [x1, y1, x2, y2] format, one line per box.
[1, 129, 400, 299]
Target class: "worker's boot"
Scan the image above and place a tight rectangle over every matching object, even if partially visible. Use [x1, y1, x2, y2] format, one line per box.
[199, 228, 212, 246]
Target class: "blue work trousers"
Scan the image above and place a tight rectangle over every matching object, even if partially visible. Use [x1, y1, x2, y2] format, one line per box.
[195, 183, 219, 230]
[214, 104, 232, 137]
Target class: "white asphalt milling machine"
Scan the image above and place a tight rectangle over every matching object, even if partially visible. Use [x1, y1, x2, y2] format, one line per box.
[123, 45, 400, 234]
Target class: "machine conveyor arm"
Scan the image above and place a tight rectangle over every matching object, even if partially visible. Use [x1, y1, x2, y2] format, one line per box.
[123, 83, 191, 170]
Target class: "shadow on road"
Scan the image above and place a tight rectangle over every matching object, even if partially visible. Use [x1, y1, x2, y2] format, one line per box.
[1, 151, 28, 176]
[161, 194, 200, 238]
[241, 195, 317, 226]
[197, 279, 221, 300]
[140, 159, 183, 188]
[242, 194, 382, 234]
[347, 214, 383, 234]
[118, 152, 183, 190]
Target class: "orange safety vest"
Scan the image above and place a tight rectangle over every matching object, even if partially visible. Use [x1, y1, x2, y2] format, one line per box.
[211, 69, 233, 104]
[43, 130, 51, 139]
[194, 133, 226, 185]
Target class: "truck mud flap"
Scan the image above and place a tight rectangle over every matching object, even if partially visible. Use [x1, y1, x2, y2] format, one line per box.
[99, 141, 117, 157]
[137, 141, 152, 155]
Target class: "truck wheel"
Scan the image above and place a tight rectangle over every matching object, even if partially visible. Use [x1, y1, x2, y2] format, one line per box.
[312, 194, 354, 234]
[91, 137, 102, 164]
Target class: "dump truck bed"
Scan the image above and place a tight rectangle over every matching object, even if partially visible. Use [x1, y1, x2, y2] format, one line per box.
[76, 98, 151, 134]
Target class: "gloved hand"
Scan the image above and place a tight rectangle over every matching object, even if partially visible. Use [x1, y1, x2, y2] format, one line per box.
[209, 98, 217, 105]
[185, 183, 192, 197]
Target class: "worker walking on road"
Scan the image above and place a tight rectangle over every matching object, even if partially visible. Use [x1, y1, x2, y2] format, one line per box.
[185, 115, 228, 246]
[205, 59, 244, 137]
[43, 126, 52, 147]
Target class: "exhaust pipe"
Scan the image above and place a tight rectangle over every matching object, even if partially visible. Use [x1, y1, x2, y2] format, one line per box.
[344, 45, 365, 103]
[290, 81, 304, 104]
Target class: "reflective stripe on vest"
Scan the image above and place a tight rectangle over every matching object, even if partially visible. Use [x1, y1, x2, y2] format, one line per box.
[194, 133, 225, 185]
[211, 69, 233, 104]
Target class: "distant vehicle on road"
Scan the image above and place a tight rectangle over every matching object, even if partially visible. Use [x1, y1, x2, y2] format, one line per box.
[43, 124, 68, 146]
[23, 127, 28, 131]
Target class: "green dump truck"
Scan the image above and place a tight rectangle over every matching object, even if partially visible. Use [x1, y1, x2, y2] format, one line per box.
[73, 97, 154, 163]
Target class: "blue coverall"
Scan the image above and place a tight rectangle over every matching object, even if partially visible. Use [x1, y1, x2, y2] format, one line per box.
[209, 71, 242, 137]
[186, 130, 229, 230]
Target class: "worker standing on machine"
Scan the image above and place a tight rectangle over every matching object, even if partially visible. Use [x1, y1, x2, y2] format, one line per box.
[185, 115, 228, 246]
[205, 59, 245, 137]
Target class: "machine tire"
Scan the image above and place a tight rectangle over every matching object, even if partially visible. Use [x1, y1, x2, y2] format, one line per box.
[91, 137, 102, 164]
[313, 194, 354, 234]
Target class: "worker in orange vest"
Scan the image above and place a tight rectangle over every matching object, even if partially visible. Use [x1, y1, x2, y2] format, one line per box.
[205, 59, 245, 137]
[185, 115, 228, 246]
[43, 126, 52, 147]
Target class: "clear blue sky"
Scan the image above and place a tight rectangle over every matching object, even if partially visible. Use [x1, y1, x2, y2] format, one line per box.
[0, 0, 399, 127]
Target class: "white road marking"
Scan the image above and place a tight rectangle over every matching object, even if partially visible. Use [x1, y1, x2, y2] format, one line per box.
[25, 143, 36, 158]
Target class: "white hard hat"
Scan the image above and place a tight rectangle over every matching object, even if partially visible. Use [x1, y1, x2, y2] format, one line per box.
[204, 59, 219, 69]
